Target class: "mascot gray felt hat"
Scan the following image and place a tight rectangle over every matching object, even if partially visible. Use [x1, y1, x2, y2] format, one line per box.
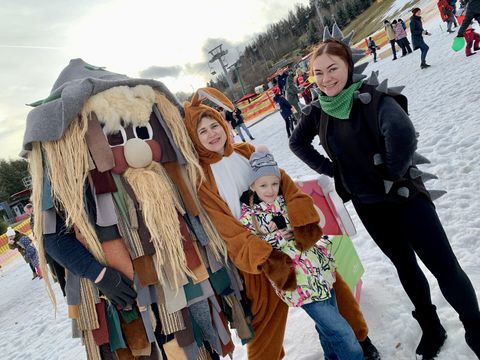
[249, 151, 280, 185]
[22, 58, 183, 153]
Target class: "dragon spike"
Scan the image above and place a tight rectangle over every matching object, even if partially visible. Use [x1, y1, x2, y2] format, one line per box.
[353, 90, 360, 98]
[354, 62, 369, 74]
[421, 172, 439, 182]
[352, 53, 364, 64]
[366, 71, 379, 86]
[374, 153, 384, 165]
[387, 85, 405, 95]
[376, 79, 389, 93]
[352, 73, 367, 82]
[384, 180, 394, 193]
[397, 187, 410, 198]
[357, 92, 372, 104]
[342, 30, 355, 46]
[429, 190, 447, 201]
[300, 103, 313, 115]
[332, 23, 344, 39]
[323, 26, 333, 41]
[413, 152, 431, 165]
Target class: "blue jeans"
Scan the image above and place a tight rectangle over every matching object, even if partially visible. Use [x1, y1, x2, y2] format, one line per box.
[302, 290, 363, 360]
[418, 42, 429, 63]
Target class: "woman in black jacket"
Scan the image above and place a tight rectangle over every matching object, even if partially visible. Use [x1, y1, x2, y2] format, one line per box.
[289, 37, 480, 359]
[410, 7, 432, 68]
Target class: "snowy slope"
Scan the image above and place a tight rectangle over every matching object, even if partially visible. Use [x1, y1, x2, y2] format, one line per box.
[1, 12, 479, 360]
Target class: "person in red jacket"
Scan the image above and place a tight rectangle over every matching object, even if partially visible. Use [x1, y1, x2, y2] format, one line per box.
[464, 25, 480, 56]
[437, 0, 457, 33]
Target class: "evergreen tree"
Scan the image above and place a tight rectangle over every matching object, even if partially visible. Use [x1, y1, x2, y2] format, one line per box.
[307, 21, 320, 45]
[0, 159, 29, 203]
[336, 6, 348, 27]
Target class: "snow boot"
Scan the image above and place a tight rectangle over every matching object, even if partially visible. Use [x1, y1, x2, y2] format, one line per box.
[420, 61, 431, 69]
[359, 336, 381, 359]
[412, 305, 447, 359]
[462, 318, 480, 358]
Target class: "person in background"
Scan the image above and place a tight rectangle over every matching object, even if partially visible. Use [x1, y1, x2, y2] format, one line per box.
[464, 24, 480, 56]
[367, 36, 380, 62]
[393, 20, 413, 56]
[455, 0, 480, 40]
[289, 37, 480, 359]
[438, 0, 458, 33]
[272, 86, 295, 138]
[284, 70, 302, 124]
[384, 20, 398, 60]
[232, 107, 255, 142]
[6, 226, 42, 279]
[239, 149, 363, 360]
[294, 68, 313, 105]
[398, 18, 407, 30]
[410, 8, 432, 69]
[24, 203, 66, 296]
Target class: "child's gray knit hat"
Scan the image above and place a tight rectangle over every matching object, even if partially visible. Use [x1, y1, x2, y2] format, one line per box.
[249, 151, 280, 185]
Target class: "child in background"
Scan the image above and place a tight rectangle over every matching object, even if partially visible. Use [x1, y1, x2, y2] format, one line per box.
[464, 25, 480, 56]
[239, 149, 363, 360]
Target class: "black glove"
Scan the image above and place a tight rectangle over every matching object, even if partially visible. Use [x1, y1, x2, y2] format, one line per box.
[95, 267, 137, 308]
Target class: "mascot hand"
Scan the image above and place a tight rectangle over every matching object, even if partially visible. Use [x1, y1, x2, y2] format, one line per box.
[293, 223, 323, 251]
[262, 250, 297, 291]
[95, 267, 137, 308]
[452, 36, 466, 52]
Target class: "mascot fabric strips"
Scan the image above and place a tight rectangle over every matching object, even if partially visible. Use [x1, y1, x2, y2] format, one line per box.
[23, 59, 253, 359]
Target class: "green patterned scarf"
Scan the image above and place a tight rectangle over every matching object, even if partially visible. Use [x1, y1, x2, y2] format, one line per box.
[319, 81, 363, 120]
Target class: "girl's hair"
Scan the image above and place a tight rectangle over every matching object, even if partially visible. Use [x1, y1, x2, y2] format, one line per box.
[412, 7, 421, 15]
[309, 39, 354, 86]
[392, 19, 398, 24]
[249, 192, 266, 236]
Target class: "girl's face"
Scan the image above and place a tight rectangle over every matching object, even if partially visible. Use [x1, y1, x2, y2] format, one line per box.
[312, 53, 349, 97]
[197, 116, 227, 155]
[250, 175, 281, 204]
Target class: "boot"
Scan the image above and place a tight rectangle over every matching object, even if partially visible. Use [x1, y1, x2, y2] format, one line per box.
[359, 336, 381, 359]
[462, 318, 480, 358]
[412, 305, 447, 358]
[420, 61, 431, 69]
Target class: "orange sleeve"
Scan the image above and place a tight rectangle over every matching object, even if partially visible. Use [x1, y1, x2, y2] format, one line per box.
[280, 169, 320, 227]
[199, 180, 272, 275]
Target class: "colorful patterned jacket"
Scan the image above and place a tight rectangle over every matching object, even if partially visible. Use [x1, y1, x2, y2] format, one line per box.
[239, 191, 336, 307]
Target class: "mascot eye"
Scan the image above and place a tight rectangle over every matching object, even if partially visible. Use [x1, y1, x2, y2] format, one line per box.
[133, 123, 153, 140]
[103, 127, 127, 147]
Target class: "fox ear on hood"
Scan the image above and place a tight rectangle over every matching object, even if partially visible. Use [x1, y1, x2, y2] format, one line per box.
[190, 87, 235, 111]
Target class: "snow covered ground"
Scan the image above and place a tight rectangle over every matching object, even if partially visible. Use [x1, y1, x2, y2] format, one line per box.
[1, 11, 479, 360]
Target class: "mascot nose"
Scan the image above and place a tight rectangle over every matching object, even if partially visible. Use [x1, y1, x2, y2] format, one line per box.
[124, 138, 153, 168]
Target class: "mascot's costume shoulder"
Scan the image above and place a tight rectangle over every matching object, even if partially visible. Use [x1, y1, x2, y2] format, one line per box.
[23, 58, 254, 359]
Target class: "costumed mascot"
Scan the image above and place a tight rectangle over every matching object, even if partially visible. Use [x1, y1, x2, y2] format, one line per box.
[22, 59, 254, 360]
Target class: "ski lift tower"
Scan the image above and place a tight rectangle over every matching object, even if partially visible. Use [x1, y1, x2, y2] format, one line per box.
[208, 44, 237, 98]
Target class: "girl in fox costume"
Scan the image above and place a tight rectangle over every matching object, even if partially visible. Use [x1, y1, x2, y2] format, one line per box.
[183, 88, 376, 359]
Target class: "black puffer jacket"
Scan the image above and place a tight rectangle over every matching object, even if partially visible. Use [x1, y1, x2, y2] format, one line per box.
[458, 0, 480, 36]
[289, 84, 429, 203]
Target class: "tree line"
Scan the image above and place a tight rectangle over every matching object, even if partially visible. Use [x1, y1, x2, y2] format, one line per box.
[207, 0, 374, 100]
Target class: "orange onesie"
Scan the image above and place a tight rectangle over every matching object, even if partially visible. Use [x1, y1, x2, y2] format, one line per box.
[184, 89, 368, 359]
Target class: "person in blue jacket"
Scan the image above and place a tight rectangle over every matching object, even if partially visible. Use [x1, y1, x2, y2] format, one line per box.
[410, 7, 432, 69]
[272, 86, 295, 137]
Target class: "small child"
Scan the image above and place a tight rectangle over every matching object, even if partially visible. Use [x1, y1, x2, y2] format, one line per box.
[239, 150, 363, 360]
[465, 25, 480, 57]
[368, 36, 380, 62]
